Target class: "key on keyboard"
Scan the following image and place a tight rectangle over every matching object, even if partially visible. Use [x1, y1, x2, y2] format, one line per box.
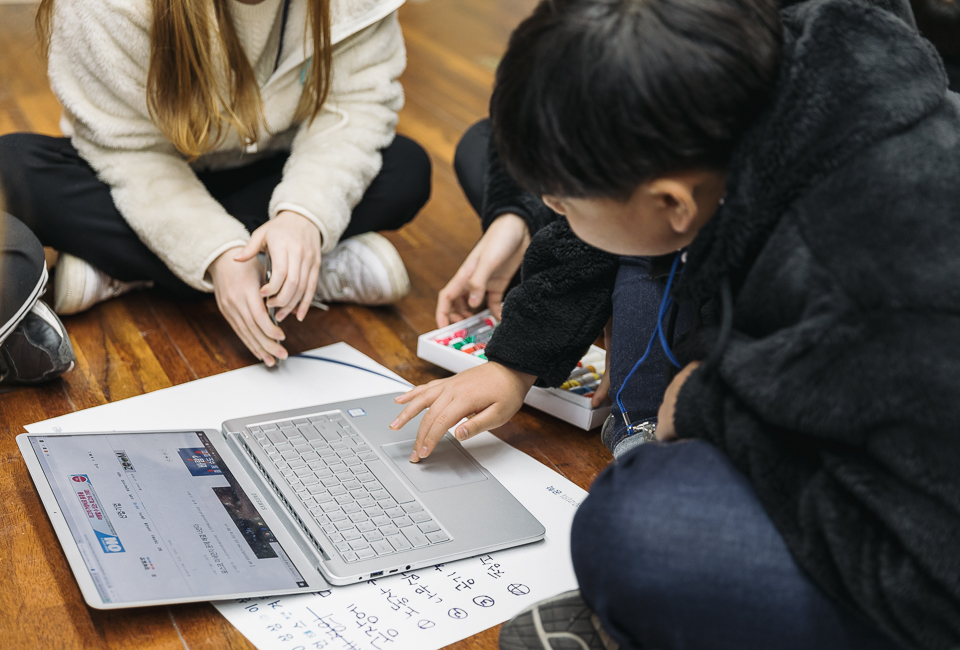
[249, 411, 451, 562]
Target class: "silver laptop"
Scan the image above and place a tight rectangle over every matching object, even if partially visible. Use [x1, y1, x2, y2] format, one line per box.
[17, 392, 545, 609]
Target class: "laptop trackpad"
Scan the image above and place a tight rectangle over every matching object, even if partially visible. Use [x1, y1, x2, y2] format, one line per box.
[380, 438, 487, 492]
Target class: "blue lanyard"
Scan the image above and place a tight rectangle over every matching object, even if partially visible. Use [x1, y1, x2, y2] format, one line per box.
[615, 252, 683, 429]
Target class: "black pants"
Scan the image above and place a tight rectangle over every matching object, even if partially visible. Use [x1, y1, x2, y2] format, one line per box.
[453, 119, 491, 216]
[0, 133, 432, 299]
[1, 213, 45, 336]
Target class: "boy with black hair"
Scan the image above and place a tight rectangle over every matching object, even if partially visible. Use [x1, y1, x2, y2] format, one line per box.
[392, 0, 960, 648]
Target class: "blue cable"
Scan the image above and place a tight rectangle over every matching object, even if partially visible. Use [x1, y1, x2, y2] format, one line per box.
[656, 260, 682, 369]
[292, 354, 414, 389]
[615, 253, 683, 427]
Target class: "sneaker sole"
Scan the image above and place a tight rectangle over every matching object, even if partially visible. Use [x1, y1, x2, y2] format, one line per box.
[0, 300, 77, 385]
[0, 265, 47, 348]
[499, 590, 605, 650]
[350, 232, 411, 304]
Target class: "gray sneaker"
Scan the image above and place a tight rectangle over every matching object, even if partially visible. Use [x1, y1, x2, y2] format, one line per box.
[0, 301, 76, 385]
[601, 413, 659, 459]
[499, 590, 619, 650]
[314, 233, 410, 306]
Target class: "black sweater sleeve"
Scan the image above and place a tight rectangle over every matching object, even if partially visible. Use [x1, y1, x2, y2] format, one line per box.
[484, 218, 619, 386]
[480, 139, 559, 236]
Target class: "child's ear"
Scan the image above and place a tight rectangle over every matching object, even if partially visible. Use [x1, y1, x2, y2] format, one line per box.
[648, 178, 699, 234]
[542, 196, 567, 215]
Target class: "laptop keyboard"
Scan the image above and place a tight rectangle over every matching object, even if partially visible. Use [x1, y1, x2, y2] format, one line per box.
[246, 412, 451, 563]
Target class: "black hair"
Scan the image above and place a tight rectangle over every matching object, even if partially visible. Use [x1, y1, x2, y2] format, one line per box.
[911, 0, 960, 58]
[491, 0, 783, 200]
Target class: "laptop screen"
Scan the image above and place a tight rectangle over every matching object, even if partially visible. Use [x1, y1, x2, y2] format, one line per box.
[28, 431, 308, 605]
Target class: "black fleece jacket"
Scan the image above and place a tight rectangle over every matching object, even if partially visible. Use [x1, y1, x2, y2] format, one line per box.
[486, 0, 960, 647]
[481, 144, 620, 385]
[483, 1, 960, 390]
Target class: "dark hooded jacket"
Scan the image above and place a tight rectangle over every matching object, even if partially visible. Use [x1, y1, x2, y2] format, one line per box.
[483, 0, 960, 648]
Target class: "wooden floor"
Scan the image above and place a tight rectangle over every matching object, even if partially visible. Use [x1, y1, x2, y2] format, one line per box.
[0, 2, 611, 649]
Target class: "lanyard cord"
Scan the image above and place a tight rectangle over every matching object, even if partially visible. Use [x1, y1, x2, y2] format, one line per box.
[615, 252, 683, 429]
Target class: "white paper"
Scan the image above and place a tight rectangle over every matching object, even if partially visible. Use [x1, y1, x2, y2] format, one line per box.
[25, 344, 587, 650]
[25, 343, 411, 434]
[215, 433, 584, 650]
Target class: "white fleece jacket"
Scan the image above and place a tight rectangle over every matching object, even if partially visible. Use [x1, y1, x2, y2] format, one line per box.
[48, 0, 406, 291]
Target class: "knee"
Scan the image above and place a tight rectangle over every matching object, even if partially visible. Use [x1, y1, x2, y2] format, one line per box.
[571, 447, 668, 599]
[0, 133, 35, 182]
[0, 133, 70, 206]
[453, 120, 490, 213]
[0, 134, 46, 222]
[0, 132, 32, 156]
[573, 451, 653, 581]
[390, 135, 432, 223]
[571, 442, 735, 637]
[453, 119, 490, 182]
[571, 458, 664, 646]
[0, 132, 52, 170]
[0, 213, 44, 271]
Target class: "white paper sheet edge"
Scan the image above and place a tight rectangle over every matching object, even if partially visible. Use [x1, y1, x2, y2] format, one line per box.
[24, 343, 588, 650]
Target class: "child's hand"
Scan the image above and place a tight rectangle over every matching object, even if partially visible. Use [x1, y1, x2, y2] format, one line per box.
[235, 211, 322, 323]
[390, 363, 537, 462]
[435, 214, 530, 327]
[209, 247, 288, 366]
[656, 361, 701, 440]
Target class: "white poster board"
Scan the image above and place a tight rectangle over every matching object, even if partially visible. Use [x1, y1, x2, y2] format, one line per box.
[26, 344, 589, 650]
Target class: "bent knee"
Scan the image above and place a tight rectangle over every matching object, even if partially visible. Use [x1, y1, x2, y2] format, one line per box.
[0, 133, 36, 180]
[453, 120, 490, 179]
[0, 132, 64, 168]
[571, 441, 754, 605]
[390, 135, 432, 220]
[0, 133, 77, 200]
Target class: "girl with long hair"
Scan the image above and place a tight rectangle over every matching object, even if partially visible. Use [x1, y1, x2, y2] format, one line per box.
[0, 0, 430, 366]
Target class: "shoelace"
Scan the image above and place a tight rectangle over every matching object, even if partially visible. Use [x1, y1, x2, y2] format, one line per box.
[104, 276, 152, 299]
[321, 260, 350, 299]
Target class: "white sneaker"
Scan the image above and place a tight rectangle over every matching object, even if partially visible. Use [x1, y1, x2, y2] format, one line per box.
[314, 233, 410, 306]
[53, 253, 154, 315]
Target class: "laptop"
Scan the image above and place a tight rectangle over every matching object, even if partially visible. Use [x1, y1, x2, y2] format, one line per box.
[17, 392, 545, 609]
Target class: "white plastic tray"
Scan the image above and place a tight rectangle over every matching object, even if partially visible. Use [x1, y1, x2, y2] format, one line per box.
[417, 310, 610, 430]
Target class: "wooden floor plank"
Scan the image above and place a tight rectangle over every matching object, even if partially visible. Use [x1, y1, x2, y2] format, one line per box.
[0, 1, 614, 648]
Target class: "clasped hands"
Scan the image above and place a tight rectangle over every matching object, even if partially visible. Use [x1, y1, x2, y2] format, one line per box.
[208, 210, 321, 366]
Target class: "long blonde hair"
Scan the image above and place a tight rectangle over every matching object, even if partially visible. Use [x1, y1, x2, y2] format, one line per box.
[37, 0, 333, 159]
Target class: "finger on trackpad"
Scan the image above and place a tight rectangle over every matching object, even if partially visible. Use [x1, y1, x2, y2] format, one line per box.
[381, 437, 487, 492]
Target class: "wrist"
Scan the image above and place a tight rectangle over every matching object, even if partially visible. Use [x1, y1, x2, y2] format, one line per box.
[276, 209, 308, 222]
[276, 209, 324, 244]
[495, 362, 537, 389]
[484, 214, 532, 257]
[209, 246, 245, 279]
[491, 212, 530, 237]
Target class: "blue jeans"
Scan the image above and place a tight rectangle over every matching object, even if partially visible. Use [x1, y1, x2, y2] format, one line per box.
[570, 440, 903, 650]
[605, 257, 691, 449]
